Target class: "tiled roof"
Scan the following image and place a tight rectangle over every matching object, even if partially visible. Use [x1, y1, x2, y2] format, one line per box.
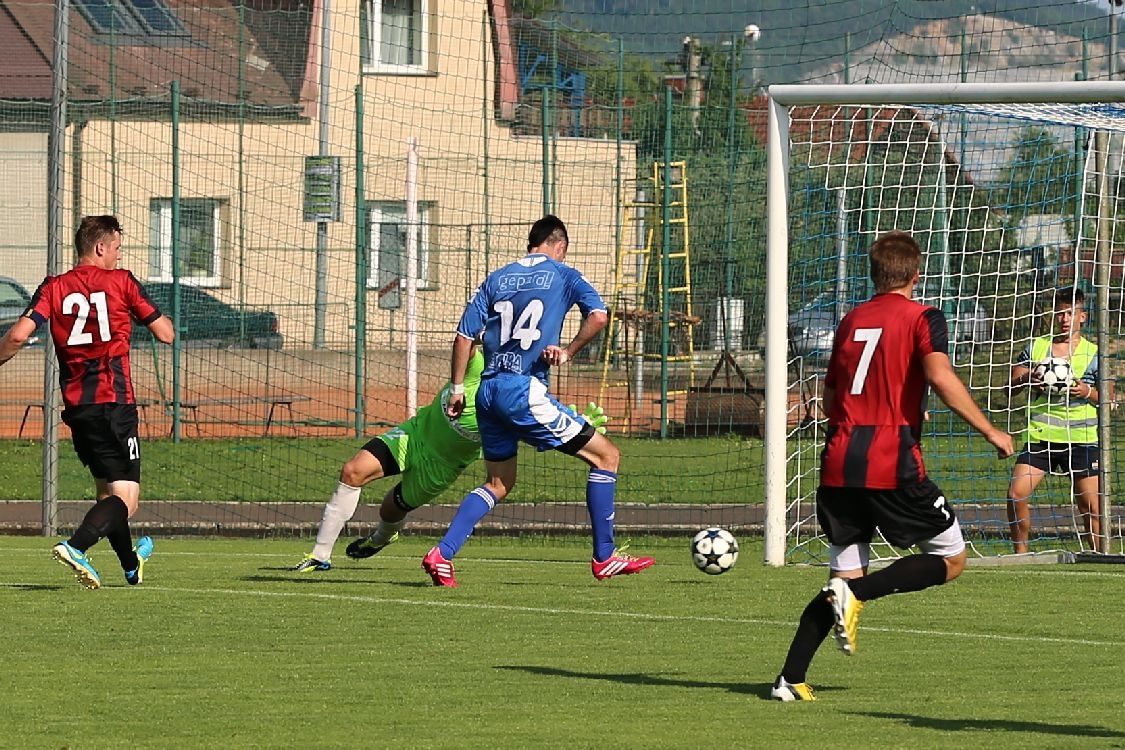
[0, 0, 314, 112]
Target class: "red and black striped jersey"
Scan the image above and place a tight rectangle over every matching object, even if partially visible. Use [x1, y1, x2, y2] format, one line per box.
[820, 293, 949, 489]
[25, 265, 162, 408]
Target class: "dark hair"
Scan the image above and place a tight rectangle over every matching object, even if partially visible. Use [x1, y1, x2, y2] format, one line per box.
[74, 215, 123, 256]
[1052, 286, 1084, 309]
[868, 230, 921, 292]
[527, 215, 568, 250]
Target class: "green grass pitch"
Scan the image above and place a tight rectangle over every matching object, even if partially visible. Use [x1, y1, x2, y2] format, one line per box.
[3, 534, 1124, 748]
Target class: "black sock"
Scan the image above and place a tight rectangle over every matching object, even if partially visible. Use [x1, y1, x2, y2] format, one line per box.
[780, 590, 834, 684]
[67, 495, 129, 553]
[847, 554, 948, 602]
[107, 523, 139, 571]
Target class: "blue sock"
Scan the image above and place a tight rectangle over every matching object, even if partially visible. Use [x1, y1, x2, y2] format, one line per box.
[587, 469, 617, 562]
[437, 487, 496, 560]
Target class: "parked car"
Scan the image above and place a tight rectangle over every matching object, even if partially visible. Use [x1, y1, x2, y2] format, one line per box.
[0, 276, 39, 345]
[134, 282, 283, 350]
[917, 296, 992, 348]
[758, 294, 991, 362]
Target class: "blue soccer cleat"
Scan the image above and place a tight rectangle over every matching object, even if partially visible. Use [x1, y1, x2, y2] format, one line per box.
[52, 541, 102, 590]
[125, 536, 154, 586]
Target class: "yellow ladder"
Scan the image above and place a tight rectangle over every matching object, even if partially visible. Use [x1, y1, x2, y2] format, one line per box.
[599, 161, 698, 425]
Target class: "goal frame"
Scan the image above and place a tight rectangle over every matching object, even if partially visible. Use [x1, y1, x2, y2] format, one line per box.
[763, 81, 1125, 565]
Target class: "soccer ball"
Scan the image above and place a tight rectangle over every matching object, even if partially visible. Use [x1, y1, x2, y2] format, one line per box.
[1032, 356, 1074, 395]
[691, 527, 739, 575]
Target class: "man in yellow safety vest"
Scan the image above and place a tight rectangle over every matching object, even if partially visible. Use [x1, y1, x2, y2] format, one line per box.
[1007, 286, 1107, 554]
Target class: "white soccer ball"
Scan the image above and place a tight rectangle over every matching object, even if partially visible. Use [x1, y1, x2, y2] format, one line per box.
[1032, 356, 1074, 395]
[691, 527, 739, 575]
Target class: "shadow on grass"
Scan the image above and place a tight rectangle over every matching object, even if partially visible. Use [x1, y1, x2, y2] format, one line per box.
[496, 664, 841, 699]
[852, 711, 1125, 739]
[240, 573, 432, 588]
[0, 582, 66, 591]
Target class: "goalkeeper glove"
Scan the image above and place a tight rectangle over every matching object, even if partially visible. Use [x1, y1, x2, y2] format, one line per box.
[570, 402, 608, 434]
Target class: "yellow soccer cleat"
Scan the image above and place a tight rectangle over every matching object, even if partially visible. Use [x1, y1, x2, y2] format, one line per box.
[825, 577, 864, 655]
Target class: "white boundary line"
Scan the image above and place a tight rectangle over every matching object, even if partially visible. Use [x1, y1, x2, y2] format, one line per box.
[2, 580, 1119, 649]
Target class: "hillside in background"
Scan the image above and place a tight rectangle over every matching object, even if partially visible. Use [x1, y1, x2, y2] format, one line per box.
[554, 0, 1115, 83]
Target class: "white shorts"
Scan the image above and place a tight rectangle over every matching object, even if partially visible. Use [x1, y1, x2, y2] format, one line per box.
[830, 518, 965, 571]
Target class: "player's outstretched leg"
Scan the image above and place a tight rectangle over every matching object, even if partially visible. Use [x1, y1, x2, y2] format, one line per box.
[125, 536, 154, 585]
[52, 541, 102, 590]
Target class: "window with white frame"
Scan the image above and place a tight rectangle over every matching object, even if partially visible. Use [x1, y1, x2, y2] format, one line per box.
[148, 198, 225, 285]
[360, 0, 429, 73]
[369, 202, 435, 302]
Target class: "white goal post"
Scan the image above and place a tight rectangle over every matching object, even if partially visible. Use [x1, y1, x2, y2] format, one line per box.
[763, 81, 1125, 566]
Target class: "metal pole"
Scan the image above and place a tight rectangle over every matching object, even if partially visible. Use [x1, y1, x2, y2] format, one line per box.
[540, 90, 551, 215]
[354, 85, 367, 438]
[171, 81, 183, 443]
[835, 188, 848, 320]
[43, 0, 69, 536]
[404, 137, 419, 417]
[659, 87, 673, 438]
[313, 0, 332, 348]
[481, 11, 491, 273]
[721, 36, 739, 352]
[1095, 130, 1113, 554]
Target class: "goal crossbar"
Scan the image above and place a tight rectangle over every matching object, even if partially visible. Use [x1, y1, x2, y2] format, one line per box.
[768, 81, 1125, 107]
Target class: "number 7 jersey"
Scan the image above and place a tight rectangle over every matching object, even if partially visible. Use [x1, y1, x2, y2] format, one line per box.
[820, 292, 950, 489]
[456, 253, 606, 383]
[25, 265, 163, 407]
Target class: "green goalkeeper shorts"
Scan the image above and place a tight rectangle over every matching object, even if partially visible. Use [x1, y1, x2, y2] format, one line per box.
[376, 425, 472, 510]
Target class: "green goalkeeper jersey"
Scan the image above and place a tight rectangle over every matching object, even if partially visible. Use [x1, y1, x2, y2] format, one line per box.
[411, 350, 484, 468]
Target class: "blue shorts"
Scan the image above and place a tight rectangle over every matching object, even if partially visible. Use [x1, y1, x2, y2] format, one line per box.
[476, 374, 588, 461]
[1016, 441, 1100, 478]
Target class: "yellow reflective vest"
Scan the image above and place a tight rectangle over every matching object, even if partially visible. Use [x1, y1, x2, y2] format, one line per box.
[1026, 336, 1098, 444]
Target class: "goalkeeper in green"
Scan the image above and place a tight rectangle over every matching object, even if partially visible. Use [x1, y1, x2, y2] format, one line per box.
[293, 349, 607, 571]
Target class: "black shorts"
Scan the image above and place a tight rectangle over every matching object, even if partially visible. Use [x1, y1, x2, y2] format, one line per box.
[816, 477, 955, 550]
[62, 403, 141, 483]
[1016, 442, 1099, 479]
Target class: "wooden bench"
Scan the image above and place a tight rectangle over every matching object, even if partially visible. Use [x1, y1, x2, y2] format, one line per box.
[167, 394, 312, 436]
[1, 398, 162, 438]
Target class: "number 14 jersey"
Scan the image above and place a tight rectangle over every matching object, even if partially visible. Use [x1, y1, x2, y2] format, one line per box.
[820, 293, 950, 489]
[456, 253, 606, 384]
[26, 265, 163, 407]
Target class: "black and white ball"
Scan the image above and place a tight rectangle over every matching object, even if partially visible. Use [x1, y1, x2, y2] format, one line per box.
[691, 527, 739, 575]
[1032, 356, 1074, 395]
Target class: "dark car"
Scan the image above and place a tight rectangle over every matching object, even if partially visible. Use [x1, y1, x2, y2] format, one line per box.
[0, 276, 39, 345]
[134, 282, 283, 350]
[759, 294, 991, 363]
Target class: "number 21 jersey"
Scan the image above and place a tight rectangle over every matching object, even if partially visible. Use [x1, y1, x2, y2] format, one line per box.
[820, 293, 950, 489]
[26, 265, 162, 408]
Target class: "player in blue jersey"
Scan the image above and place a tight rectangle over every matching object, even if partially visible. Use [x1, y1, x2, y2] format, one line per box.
[421, 215, 655, 587]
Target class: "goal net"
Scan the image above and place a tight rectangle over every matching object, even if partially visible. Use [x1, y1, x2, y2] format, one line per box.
[762, 82, 1125, 566]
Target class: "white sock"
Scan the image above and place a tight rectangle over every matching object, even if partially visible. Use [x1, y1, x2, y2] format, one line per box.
[371, 518, 406, 544]
[311, 482, 362, 561]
